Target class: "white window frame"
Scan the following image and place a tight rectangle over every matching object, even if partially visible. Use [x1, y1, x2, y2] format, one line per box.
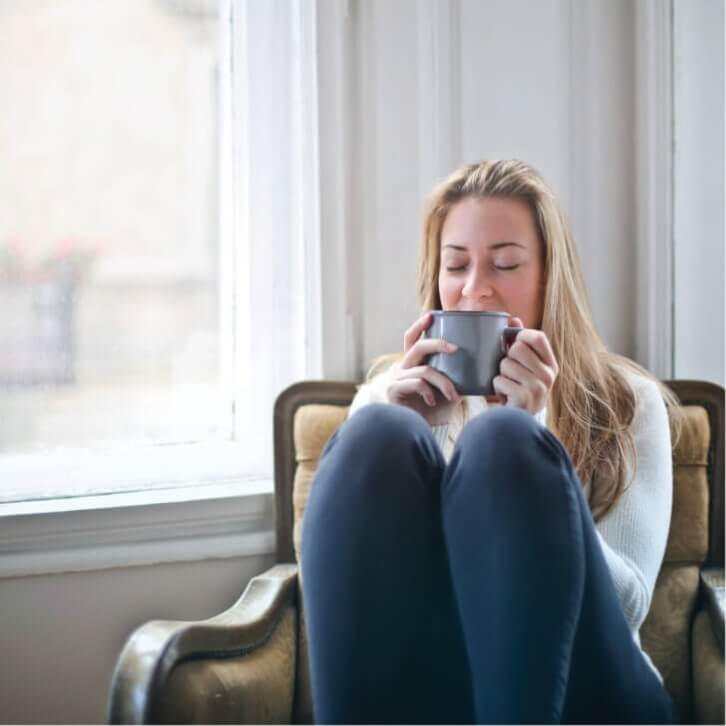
[1, 0, 335, 577]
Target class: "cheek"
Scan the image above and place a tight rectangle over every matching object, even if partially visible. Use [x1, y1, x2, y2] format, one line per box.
[502, 275, 544, 323]
[490, 271, 524, 297]
[438, 274, 460, 305]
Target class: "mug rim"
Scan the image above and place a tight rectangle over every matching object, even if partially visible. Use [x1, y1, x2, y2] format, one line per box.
[430, 310, 509, 318]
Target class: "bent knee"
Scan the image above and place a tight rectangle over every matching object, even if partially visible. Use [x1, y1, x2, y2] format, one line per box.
[322, 403, 442, 500]
[454, 407, 574, 494]
[340, 403, 431, 452]
[458, 406, 541, 454]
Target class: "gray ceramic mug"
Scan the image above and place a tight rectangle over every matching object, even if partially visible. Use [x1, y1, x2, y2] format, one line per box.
[424, 311, 522, 395]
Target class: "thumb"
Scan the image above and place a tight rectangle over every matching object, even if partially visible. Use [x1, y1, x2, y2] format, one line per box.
[508, 316, 524, 328]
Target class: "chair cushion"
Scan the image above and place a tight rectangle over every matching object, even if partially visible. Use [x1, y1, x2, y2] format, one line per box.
[641, 564, 701, 722]
[665, 405, 711, 564]
[292, 404, 349, 566]
[294, 587, 315, 724]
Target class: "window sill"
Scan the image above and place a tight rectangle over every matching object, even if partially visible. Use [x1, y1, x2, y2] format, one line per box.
[0, 479, 275, 579]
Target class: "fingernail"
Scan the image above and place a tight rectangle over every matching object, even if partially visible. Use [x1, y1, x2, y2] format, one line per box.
[446, 342, 458, 351]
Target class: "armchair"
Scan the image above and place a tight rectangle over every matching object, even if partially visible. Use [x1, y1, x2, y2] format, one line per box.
[108, 379, 725, 724]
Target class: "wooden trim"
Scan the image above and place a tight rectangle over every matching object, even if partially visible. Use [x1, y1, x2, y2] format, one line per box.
[416, 0, 462, 201]
[635, 0, 674, 378]
[273, 380, 357, 563]
[0, 485, 273, 578]
[665, 380, 725, 567]
[316, 0, 359, 379]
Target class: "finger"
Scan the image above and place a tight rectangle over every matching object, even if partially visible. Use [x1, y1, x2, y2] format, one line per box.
[508, 316, 524, 329]
[499, 356, 552, 403]
[401, 337, 458, 369]
[403, 312, 434, 352]
[499, 355, 533, 385]
[392, 377, 437, 407]
[512, 328, 558, 370]
[505, 339, 553, 380]
[492, 374, 520, 402]
[494, 373, 547, 413]
[394, 365, 460, 402]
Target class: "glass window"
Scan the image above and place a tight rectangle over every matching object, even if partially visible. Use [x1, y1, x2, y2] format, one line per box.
[0, 0, 232, 500]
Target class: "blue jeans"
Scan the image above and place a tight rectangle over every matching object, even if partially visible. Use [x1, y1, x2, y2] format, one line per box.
[301, 404, 678, 724]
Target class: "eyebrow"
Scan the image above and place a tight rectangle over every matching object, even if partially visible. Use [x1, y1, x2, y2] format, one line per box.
[442, 241, 526, 251]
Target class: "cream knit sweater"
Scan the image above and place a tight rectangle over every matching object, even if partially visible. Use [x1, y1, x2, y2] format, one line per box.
[348, 366, 673, 678]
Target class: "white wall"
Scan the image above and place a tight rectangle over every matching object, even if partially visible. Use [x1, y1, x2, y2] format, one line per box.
[355, 0, 425, 372]
[673, 0, 725, 385]
[0, 553, 274, 724]
[345, 0, 642, 376]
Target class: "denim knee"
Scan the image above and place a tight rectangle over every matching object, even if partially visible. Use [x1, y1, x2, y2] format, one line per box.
[450, 406, 575, 502]
[456, 406, 543, 457]
[344, 402, 430, 445]
[327, 403, 444, 490]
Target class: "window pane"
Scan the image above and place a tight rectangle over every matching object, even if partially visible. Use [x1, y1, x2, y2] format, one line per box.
[0, 0, 230, 458]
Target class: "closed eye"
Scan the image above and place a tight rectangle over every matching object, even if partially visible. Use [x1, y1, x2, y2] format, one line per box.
[494, 264, 519, 271]
[445, 265, 467, 272]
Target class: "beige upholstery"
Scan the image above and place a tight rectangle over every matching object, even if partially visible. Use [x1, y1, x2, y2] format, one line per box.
[692, 609, 726, 724]
[293, 593, 315, 725]
[292, 404, 349, 567]
[665, 406, 711, 563]
[637, 404, 715, 720]
[641, 565, 701, 719]
[157, 606, 297, 724]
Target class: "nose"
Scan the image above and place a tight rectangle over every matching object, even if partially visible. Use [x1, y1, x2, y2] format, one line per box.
[461, 265, 494, 301]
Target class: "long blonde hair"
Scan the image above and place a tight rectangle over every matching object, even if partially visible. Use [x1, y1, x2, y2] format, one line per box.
[415, 159, 679, 521]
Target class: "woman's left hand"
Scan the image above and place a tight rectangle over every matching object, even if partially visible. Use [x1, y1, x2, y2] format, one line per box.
[490, 317, 559, 415]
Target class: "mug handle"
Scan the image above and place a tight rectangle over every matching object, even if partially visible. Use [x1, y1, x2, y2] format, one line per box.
[500, 326, 523, 353]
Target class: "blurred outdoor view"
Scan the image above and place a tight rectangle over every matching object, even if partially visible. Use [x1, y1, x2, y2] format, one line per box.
[0, 0, 230, 460]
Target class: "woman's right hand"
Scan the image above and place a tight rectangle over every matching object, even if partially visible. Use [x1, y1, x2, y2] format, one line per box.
[386, 311, 461, 425]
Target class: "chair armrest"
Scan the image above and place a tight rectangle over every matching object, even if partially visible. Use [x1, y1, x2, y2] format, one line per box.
[701, 568, 725, 650]
[108, 563, 299, 724]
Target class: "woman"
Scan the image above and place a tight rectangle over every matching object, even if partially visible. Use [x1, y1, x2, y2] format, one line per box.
[301, 160, 680, 724]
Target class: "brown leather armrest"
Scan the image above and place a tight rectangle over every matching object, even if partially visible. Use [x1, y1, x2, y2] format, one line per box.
[701, 568, 725, 650]
[107, 564, 299, 724]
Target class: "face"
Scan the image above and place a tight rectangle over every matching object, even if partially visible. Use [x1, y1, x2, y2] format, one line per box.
[438, 195, 545, 328]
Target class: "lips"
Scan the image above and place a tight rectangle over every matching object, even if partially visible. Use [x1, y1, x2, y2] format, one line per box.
[455, 306, 503, 313]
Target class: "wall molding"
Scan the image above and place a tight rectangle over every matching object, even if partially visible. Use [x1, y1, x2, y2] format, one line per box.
[568, 0, 594, 240]
[635, 0, 674, 379]
[317, 0, 359, 379]
[0, 483, 274, 578]
[417, 0, 462, 203]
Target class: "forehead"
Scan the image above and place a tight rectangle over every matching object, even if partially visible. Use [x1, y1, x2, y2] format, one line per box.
[440, 196, 539, 250]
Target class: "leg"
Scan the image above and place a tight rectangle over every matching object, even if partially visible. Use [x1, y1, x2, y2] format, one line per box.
[301, 404, 475, 724]
[442, 408, 677, 724]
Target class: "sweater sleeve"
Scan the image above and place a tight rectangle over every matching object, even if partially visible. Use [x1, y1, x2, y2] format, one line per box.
[594, 375, 673, 632]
